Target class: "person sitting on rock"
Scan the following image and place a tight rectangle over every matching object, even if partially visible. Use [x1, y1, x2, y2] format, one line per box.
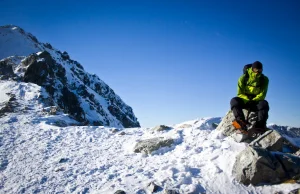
[230, 61, 269, 131]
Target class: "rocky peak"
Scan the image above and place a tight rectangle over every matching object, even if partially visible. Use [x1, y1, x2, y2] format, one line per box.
[0, 25, 140, 128]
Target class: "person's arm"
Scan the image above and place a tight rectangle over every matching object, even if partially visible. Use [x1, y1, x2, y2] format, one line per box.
[252, 76, 269, 101]
[237, 75, 250, 103]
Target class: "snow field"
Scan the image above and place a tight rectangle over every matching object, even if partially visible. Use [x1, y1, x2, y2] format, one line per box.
[1, 112, 299, 193]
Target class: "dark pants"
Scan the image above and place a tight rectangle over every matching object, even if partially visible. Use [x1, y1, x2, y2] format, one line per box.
[230, 97, 269, 128]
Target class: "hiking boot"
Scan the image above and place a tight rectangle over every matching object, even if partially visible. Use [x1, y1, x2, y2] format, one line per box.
[237, 119, 248, 131]
[232, 118, 248, 133]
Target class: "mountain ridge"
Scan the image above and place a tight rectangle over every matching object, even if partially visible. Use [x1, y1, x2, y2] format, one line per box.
[0, 25, 140, 128]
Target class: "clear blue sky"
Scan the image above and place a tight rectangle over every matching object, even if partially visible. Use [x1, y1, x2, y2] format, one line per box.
[1, 0, 300, 127]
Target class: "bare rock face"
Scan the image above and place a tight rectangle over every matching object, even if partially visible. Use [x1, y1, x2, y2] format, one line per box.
[0, 94, 19, 117]
[0, 59, 15, 80]
[232, 146, 300, 186]
[133, 138, 174, 155]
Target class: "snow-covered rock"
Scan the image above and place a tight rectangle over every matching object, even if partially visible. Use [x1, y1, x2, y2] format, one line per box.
[0, 25, 140, 128]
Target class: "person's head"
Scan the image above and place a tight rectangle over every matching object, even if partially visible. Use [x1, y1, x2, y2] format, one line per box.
[252, 61, 263, 73]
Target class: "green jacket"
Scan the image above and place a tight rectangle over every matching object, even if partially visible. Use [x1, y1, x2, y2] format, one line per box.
[237, 67, 269, 103]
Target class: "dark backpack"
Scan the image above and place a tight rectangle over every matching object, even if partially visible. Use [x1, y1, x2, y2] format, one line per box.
[243, 64, 265, 87]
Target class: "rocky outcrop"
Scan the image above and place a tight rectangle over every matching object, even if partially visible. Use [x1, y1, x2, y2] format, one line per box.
[232, 146, 300, 185]
[0, 60, 15, 80]
[0, 94, 19, 117]
[134, 137, 174, 155]
[216, 110, 257, 137]
[0, 25, 140, 128]
[216, 110, 261, 143]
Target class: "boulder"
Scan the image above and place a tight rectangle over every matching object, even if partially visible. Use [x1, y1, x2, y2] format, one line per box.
[249, 130, 300, 154]
[153, 125, 171, 131]
[134, 137, 174, 155]
[232, 146, 300, 185]
[250, 130, 284, 151]
[232, 146, 285, 185]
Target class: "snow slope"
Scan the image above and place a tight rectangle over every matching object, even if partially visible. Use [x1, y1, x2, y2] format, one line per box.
[0, 25, 42, 59]
[0, 94, 299, 194]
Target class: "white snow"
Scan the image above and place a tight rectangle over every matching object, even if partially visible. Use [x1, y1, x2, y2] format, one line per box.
[0, 82, 10, 103]
[0, 26, 43, 59]
[0, 94, 299, 194]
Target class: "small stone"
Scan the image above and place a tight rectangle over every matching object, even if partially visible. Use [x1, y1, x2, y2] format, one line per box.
[55, 167, 66, 172]
[59, 158, 69, 163]
[119, 131, 126, 135]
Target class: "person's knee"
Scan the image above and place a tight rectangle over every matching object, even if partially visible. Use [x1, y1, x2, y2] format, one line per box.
[230, 97, 242, 109]
[257, 100, 269, 111]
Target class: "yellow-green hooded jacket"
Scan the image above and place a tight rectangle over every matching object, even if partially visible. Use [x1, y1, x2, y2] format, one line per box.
[237, 67, 269, 103]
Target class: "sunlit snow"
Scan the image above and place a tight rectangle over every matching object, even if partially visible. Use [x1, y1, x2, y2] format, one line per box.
[0, 81, 299, 193]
